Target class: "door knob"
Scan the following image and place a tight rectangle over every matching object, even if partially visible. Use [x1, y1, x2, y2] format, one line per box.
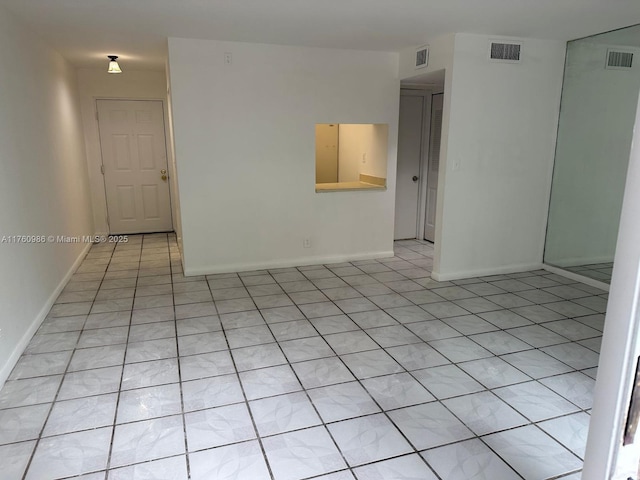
[160, 169, 167, 174]
[161, 175, 167, 181]
[412, 176, 419, 182]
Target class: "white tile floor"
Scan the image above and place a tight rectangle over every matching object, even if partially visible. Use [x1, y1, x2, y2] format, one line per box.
[564, 262, 613, 284]
[0, 233, 605, 480]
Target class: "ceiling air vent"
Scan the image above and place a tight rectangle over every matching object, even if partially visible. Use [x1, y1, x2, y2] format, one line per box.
[606, 49, 634, 70]
[415, 45, 429, 69]
[489, 42, 522, 63]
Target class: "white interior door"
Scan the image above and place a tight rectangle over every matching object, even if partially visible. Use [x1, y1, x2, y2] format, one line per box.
[394, 93, 425, 240]
[424, 94, 443, 243]
[583, 94, 640, 480]
[97, 99, 172, 234]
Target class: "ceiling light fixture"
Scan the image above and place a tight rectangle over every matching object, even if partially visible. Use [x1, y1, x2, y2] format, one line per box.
[107, 55, 122, 74]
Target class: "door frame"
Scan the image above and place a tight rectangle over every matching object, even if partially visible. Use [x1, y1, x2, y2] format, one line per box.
[94, 97, 176, 235]
[399, 87, 432, 240]
[424, 92, 444, 243]
[582, 95, 640, 479]
[399, 86, 446, 242]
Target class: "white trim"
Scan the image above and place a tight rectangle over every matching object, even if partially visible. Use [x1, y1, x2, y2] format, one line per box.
[397, 88, 432, 242]
[417, 92, 433, 241]
[542, 264, 610, 292]
[399, 89, 433, 97]
[400, 84, 442, 91]
[183, 251, 395, 276]
[431, 262, 544, 282]
[547, 255, 614, 268]
[422, 92, 443, 242]
[583, 93, 640, 480]
[0, 242, 91, 389]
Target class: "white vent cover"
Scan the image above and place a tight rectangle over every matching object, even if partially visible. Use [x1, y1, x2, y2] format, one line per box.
[415, 45, 429, 69]
[606, 49, 634, 70]
[489, 42, 522, 63]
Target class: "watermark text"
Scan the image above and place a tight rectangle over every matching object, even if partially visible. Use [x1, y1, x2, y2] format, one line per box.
[1, 235, 129, 244]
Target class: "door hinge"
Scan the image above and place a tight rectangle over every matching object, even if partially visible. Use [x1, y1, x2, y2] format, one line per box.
[624, 357, 640, 445]
[100, 165, 105, 175]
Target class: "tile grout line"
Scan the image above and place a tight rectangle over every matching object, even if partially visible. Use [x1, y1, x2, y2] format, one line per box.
[210, 272, 278, 480]
[101, 237, 141, 478]
[268, 277, 445, 480]
[0, 236, 600, 479]
[168, 234, 193, 480]
[19, 238, 119, 480]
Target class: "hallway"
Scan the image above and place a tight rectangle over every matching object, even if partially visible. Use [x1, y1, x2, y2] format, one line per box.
[0, 234, 603, 479]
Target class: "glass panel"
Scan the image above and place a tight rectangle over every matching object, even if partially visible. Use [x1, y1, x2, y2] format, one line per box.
[544, 25, 640, 284]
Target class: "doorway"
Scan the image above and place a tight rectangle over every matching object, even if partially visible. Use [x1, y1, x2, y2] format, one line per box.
[97, 99, 173, 234]
[424, 93, 443, 242]
[394, 89, 443, 242]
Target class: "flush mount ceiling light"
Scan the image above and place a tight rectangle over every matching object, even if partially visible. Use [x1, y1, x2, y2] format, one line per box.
[107, 55, 122, 74]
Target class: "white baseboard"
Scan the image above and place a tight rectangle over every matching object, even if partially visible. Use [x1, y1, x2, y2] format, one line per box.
[0, 242, 92, 389]
[543, 264, 610, 291]
[431, 262, 545, 282]
[183, 251, 396, 276]
[548, 255, 614, 268]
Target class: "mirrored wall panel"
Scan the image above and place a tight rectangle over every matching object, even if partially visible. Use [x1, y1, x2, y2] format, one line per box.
[544, 25, 640, 283]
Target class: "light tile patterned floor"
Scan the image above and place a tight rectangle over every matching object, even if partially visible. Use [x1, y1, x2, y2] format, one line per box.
[0, 234, 605, 480]
[564, 262, 613, 284]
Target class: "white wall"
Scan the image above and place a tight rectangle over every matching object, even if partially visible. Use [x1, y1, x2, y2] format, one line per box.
[545, 41, 640, 267]
[0, 7, 93, 385]
[338, 124, 388, 182]
[168, 38, 399, 274]
[401, 34, 566, 280]
[76, 68, 173, 235]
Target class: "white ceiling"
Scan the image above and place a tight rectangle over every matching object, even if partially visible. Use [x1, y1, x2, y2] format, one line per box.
[2, 0, 640, 70]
